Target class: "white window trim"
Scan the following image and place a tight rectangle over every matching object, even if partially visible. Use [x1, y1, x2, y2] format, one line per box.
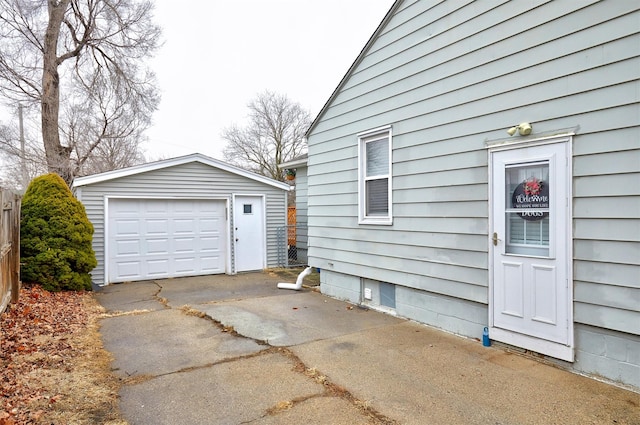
[358, 125, 393, 225]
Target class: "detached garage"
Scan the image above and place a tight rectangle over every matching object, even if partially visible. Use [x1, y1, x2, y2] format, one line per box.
[72, 153, 290, 286]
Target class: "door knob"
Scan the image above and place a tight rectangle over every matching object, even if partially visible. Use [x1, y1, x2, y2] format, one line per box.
[235, 238, 239, 242]
[492, 232, 500, 246]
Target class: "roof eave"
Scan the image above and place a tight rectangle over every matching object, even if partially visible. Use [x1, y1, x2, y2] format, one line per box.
[278, 158, 308, 168]
[72, 152, 290, 191]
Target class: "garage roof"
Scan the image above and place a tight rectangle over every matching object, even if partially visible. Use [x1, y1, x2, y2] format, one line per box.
[72, 153, 291, 191]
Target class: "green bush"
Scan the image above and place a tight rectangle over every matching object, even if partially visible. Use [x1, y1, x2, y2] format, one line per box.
[20, 173, 97, 291]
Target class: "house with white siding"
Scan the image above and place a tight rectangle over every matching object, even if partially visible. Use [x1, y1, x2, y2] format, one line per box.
[73, 153, 289, 286]
[305, 0, 639, 389]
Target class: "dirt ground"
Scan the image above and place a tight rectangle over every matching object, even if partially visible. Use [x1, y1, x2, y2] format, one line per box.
[0, 284, 125, 425]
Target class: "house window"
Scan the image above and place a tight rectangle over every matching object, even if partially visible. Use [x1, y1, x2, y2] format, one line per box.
[359, 126, 392, 224]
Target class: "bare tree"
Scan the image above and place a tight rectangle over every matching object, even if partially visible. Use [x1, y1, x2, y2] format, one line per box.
[76, 133, 146, 175]
[0, 0, 160, 186]
[0, 111, 48, 191]
[61, 94, 148, 176]
[222, 91, 311, 181]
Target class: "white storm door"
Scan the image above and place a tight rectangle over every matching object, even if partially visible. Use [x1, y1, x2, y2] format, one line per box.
[490, 141, 573, 361]
[233, 196, 265, 272]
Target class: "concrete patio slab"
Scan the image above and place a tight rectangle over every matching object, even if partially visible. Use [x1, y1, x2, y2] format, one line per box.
[118, 351, 327, 425]
[199, 291, 403, 346]
[94, 280, 164, 313]
[291, 320, 639, 425]
[156, 273, 290, 308]
[95, 273, 640, 425]
[100, 308, 264, 377]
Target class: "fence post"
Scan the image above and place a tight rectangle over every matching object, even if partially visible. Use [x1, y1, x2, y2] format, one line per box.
[0, 190, 21, 312]
[11, 193, 21, 303]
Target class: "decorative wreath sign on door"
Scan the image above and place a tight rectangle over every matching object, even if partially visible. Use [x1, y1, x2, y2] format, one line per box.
[511, 176, 549, 221]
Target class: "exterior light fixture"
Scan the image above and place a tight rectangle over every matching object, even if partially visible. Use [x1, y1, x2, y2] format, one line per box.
[507, 122, 533, 136]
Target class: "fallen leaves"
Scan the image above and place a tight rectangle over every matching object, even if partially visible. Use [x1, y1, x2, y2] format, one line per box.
[0, 284, 124, 424]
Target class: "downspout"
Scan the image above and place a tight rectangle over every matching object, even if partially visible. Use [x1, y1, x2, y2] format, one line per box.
[277, 266, 313, 290]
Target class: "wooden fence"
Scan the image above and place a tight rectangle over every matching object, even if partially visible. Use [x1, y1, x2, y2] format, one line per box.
[287, 206, 296, 246]
[0, 189, 21, 314]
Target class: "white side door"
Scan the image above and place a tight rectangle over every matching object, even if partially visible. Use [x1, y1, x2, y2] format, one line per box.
[490, 140, 573, 361]
[233, 195, 265, 272]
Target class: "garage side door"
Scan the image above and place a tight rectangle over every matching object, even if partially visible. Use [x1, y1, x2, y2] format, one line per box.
[108, 199, 226, 283]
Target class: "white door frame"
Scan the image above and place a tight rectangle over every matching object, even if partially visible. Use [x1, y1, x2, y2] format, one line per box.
[232, 194, 267, 273]
[104, 196, 231, 283]
[487, 134, 574, 361]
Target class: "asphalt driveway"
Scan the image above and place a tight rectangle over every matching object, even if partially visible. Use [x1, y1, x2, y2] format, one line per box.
[94, 272, 640, 425]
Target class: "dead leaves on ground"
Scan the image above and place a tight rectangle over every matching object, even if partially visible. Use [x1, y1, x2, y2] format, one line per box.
[1, 284, 123, 424]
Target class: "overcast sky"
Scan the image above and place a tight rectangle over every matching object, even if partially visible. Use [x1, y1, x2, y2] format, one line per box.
[144, 0, 394, 161]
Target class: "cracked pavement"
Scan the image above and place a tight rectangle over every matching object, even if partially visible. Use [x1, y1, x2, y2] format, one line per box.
[96, 273, 397, 424]
[95, 272, 640, 425]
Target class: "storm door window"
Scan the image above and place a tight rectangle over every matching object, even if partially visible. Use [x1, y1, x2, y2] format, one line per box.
[358, 126, 392, 225]
[505, 161, 550, 257]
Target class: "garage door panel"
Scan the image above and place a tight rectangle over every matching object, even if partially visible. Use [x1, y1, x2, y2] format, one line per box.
[109, 199, 227, 283]
[200, 202, 224, 213]
[145, 200, 169, 214]
[173, 200, 195, 213]
[174, 257, 197, 273]
[116, 261, 142, 279]
[174, 218, 196, 234]
[147, 256, 170, 271]
[147, 238, 169, 254]
[115, 239, 141, 256]
[199, 236, 220, 251]
[147, 219, 169, 235]
[200, 256, 222, 271]
[200, 217, 221, 231]
[114, 219, 140, 236]
[115, 199, 139, 215]
[174, 237, 196, 253]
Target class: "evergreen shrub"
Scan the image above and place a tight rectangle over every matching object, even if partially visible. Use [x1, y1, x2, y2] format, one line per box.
[20, 173, 97, 291]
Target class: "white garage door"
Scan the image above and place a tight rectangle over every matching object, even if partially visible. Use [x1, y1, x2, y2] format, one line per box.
[108, 199, 226, 283]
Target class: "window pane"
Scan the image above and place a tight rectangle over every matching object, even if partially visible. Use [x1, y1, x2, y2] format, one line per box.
[505, 163, 549, 207]
[366, 138, 389, 177]
[366, 178, 388, 215]
[505, 161, 550, 257]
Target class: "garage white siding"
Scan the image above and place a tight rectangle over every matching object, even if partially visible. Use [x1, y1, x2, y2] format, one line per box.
[73, 154, 289, 286]
[108, 199, 226, 282]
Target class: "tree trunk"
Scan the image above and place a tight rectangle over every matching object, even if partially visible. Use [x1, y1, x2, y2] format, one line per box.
[42, 0, 73, 186]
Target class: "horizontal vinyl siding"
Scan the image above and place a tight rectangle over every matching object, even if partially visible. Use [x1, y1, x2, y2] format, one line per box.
[79, 162, 286, 284]
[307, 0, 640, 316]
[81, 194, 106, 285]
[295, 168, 309, 227]
[573, 129, 640, 335]
[264, 191, 287, 268]
[295, 169, 309, 253]
[313, 1, 638, 137]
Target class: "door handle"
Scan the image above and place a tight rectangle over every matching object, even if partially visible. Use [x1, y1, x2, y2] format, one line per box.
[235, 238, 239, 242]
[492, 232, 500, 246]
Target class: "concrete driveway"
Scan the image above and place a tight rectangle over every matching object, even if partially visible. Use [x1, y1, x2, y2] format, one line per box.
[95, 272, 640, 425]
